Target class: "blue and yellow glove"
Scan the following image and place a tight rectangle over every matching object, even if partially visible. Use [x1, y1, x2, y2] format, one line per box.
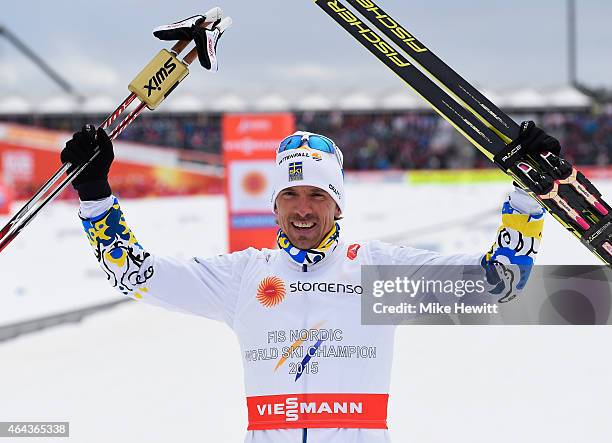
[482, 187, 545, 303]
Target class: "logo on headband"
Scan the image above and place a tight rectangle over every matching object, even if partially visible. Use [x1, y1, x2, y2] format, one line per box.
[328, 183, 341, 199]
[279, 151, 310, 165]
[311, 152, 323, 161]
[288, 162, 303, 182]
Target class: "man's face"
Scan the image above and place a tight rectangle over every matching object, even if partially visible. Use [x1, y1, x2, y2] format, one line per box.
[275, 185, 340, 250]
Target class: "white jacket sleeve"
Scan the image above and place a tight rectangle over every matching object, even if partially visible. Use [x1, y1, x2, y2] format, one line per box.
[79, 196, 252, 324]
[368, 242, 482, 266]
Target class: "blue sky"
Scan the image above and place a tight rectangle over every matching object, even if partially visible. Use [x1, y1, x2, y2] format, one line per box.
[1, 0, 611, 101]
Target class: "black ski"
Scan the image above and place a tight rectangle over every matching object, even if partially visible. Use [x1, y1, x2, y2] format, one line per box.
[315, 0, 612, 265]
[344, 0, 519, 143]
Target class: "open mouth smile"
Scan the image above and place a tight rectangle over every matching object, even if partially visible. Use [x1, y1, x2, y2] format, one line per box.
[291, 221, 317, 231]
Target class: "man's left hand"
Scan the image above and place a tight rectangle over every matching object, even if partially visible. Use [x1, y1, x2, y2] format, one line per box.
[517, 120, 561, 156]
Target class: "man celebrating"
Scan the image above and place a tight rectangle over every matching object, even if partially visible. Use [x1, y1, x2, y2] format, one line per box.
[61, 119, 549, 441]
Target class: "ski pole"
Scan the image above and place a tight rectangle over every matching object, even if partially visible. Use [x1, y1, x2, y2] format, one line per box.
[0, 15, 217, 254]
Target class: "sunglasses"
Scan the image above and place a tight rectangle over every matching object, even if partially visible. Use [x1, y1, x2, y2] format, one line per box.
[278, 134, 343, 167]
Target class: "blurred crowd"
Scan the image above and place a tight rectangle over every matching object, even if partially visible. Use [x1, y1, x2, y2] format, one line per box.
[120, 114, 222, 154]
[295, 112, 482, 169]
[540, 112, 612, 167]
[3, 110, 612, 170]
[299, 111, 612, 169]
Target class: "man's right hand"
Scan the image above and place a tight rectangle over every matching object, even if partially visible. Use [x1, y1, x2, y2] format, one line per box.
[61, 125, 114, 201]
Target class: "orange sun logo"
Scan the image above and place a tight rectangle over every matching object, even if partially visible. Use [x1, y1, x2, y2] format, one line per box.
[242, 171, 267, 196]
[257, 276, 286, 308]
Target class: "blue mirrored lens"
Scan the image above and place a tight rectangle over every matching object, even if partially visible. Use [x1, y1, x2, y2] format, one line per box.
[307, 136, 334, 153]
[278, 134, 336, 154]
[278, 135, 303, 152]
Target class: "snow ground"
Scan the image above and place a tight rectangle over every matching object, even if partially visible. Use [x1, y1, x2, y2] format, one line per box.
[1, 181, 611, 442]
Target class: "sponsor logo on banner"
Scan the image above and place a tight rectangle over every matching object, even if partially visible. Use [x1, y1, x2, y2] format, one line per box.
[257, 276, 286, 307]
[231, 214, 276, 229]
[2, 151, 34, 183]
[229, 160, 276, 213]
[347, 244, 361, 260]
[242, 171, 267, 196]
[288, 162, 303, 182]
[237, 118, 272, 134]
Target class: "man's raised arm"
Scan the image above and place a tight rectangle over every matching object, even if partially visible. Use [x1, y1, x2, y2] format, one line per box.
[61, 126, 250, 325]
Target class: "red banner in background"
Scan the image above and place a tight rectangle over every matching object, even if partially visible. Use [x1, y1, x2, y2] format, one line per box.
[0, 124, 224, 200]
[222, 113, 295, 252]
[0, 178, 11, 215]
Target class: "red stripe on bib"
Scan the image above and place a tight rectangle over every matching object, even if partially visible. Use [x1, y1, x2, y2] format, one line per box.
[247, 393, 388, 430]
